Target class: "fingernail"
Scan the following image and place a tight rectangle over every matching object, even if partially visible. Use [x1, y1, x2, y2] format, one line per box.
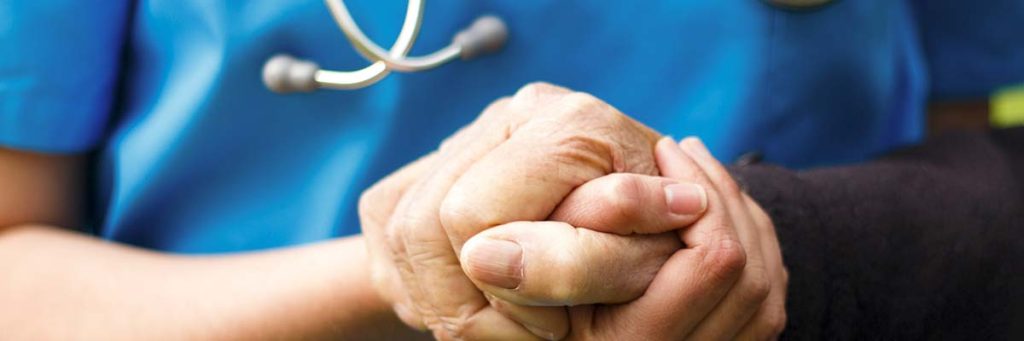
[462, 238, 523, 289]
[665, 183, 707, 215]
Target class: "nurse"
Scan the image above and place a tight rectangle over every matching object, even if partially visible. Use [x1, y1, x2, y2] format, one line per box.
[1, 0, 1022, 339]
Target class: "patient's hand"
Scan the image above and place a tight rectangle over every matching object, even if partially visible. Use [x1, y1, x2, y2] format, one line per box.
[359, 83, 711, 339]
[462, 138, 789, 340]
[359, 83, 786, 340]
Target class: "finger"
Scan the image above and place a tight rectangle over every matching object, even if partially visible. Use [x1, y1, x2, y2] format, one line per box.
[359, 153, 437, 329]
[388, 98, 515, 330]
[677, 138, 770, 340]
[507, 81, 574, 114]
[437, 82, 569, 158]
[440, 91, 661, 250]
[461, 221, 682, 306]
[679, 137, 745, 207]
[485, 294, 569, 340]
[594, 137, 745, 339]
[734, 195, 789, 340]
[459, 307, 546, 341]
[438, 82, 570, 155]
[742, 193, 786, 300]
[394, 93, 567, 339]
[384, 181, 434, 329]
[734, 285, 788, 341]
[549, 173, 707, 235]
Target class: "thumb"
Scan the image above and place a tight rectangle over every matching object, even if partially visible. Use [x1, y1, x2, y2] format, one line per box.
[460, 221, 681, 306]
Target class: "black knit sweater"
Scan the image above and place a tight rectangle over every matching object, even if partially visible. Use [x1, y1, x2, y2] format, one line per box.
[731, 127, 1024, 340]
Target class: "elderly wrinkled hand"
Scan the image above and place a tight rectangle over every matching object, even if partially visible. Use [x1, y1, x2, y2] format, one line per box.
[359, 83, 786, 340]
[360, 83, 714, 339]
[462, 138, 788, 340]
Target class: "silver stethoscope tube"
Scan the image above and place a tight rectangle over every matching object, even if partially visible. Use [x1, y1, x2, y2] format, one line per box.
[263, 0, 507, 93]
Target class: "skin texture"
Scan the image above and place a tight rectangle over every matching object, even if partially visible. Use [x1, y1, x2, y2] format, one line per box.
[360, 83, 787, 340]
[1, 83, 785, 339]
[359, 83, 686, 339]
[0, 148, 431, 340]
[362, 82, 671, 339]
[460, 138, 788, 340]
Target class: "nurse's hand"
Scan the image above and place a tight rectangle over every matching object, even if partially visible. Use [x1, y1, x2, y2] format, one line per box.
[360, 83, 707, 339]
[463, 138, 789, 340]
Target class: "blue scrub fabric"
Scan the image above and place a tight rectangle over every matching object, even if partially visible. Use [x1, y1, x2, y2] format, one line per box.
[0, 0, 1020, 253]
[911, 0, 1024, 99]
[0, 1, 130, 152]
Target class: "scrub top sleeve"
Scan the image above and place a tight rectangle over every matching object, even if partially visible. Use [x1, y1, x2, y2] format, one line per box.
[0, 1, 131, 153]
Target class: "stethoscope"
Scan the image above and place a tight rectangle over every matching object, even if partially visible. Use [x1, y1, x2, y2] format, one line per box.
[262, 0, 507, 93]
[262, 0, 832, 94]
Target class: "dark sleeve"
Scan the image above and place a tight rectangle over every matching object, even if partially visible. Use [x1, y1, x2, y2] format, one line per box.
[729, 127, 1024, 340]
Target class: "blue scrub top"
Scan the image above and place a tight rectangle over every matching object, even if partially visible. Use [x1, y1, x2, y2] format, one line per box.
[2, 0, 1022, 253]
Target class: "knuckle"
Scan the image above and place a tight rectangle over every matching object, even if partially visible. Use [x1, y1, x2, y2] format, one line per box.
[438, 195, 462, 231]
[602, 174, 645, 225]
[384, 221, 407, 256]
[741, 270, 772, 306]
[704, 238, 747, 283]
[357, 181, 392, 224]
[549, 134, 615, 175]
[510, 82, 560, 111]
[544, 255, 584, 304]
[357, 188, 380, 222]
[438, 134, 460, 155]
[514, 82, 561, 100]
[438, 191, 485, 241]
[563, 91, 600, 108]
[556, 92, 607, 120]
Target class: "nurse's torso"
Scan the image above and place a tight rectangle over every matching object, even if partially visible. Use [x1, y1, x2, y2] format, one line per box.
[99, 0, 925, 252]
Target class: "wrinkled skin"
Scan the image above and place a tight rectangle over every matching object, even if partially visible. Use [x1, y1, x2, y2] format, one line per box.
[359, 83, 787, 340]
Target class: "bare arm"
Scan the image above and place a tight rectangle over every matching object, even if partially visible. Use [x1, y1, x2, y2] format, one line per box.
[0, 148, 427, 340]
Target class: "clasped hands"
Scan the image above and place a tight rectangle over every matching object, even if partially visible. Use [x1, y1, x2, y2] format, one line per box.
[360, 83, 787, 340]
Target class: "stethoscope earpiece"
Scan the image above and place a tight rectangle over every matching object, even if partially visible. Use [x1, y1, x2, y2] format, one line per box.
[263, 0, 507, 93]
[454, 15, 508, 60]
[263, 54, 320, 94]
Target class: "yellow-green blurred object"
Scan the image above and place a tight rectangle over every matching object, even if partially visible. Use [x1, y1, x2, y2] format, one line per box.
[992, 84, 1024, 128]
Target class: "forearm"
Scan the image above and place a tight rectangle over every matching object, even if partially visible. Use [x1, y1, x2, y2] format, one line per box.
[0, 225, 427, 340]
[730, 128, 1024, 339]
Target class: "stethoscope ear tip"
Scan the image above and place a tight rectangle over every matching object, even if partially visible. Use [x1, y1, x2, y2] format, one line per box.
[454, 15, 508, 60]
[263, 54, 320, 93]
